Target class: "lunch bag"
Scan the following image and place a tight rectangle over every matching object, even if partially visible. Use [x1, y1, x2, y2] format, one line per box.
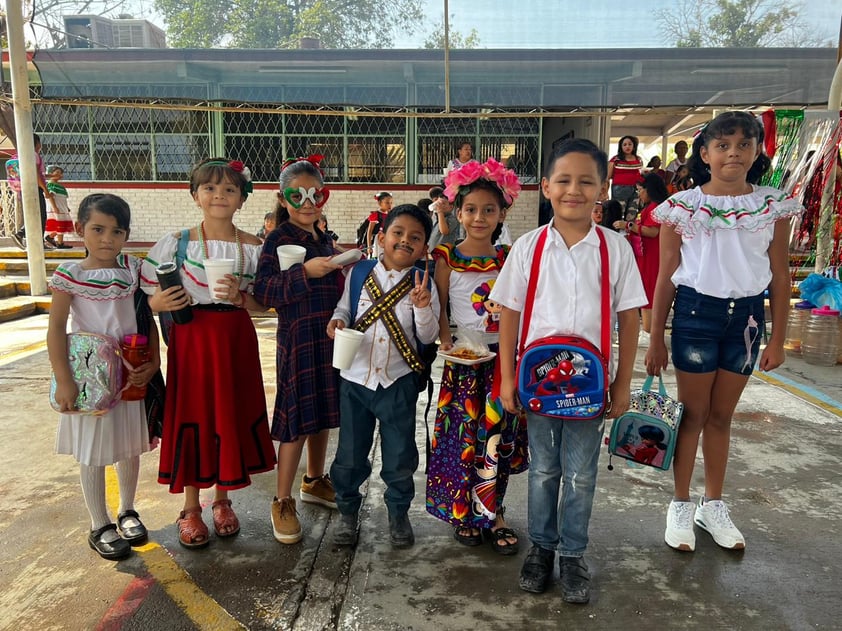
[607, 374, 684, 471]
[49, 332, 126, 415]
[516, 225, 610, 420]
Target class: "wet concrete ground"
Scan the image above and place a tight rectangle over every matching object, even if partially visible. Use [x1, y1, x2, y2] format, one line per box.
[1, 315, 840, 630]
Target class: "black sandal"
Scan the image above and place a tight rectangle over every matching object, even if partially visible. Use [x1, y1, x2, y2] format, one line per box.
[88, 523, 131, 560]
[453, 524, 484, 547]
[487, 526, 520, 556]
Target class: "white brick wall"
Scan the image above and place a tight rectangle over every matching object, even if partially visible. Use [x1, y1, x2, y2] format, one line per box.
[64, 184, 542, 244]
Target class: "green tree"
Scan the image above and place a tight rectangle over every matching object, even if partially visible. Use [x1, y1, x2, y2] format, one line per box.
[423, 16, 481, 49]
[154, 0, 425, 48]
[657, 0, 831, 48]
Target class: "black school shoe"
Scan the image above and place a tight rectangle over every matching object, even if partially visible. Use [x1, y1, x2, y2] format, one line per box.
[334, 512, 359, 547]
[117, 509, 149, 546]
[560, 556, 591, 604]
[519, 545, 555, 593]
[88, 524, 131, 560]
[388, 513, 415, 548]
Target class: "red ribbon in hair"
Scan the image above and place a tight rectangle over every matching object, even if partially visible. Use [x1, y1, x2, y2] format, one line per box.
[281, 154, 325, 174]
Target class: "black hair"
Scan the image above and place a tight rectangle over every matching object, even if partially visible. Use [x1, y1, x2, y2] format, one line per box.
[544, 138, 609, 183]
[600, 199, 623, 229]
[640, 172, 670, 205]
[189, 157, 251, 199]
[374, 191, 392, 202]
[638, 425, 667, 449]
[383, 203, 433, 242]
[428, 186, 444, 199]
[417, 197, 433, 214]
[457, 141, 473, 152]
[688, 111, 772, 186]
[77, 193, 131, 232]
[33, 133, 41, 145]
[646, 156, 661, 168]
[614, 135, 639, 160]
[277, 159, 325, 223]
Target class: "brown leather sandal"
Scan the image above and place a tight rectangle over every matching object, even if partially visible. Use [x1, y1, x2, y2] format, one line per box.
[177, 507, 209, 549]
[211, 499, 240, 538]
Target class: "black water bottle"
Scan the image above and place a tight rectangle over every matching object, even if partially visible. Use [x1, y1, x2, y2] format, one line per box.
[155, 262, 193, 325]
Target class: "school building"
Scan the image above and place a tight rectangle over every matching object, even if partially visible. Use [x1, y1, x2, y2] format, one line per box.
[4, 45, 837, 242]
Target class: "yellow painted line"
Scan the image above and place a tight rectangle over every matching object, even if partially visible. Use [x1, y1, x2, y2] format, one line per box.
[753, 371, 842, 419]
[105, 467, 245, 630]
[0, 340, 47, 365]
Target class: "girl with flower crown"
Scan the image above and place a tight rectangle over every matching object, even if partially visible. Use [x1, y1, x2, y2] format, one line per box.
[253, 155, 344, 545]
[426, 157, 529, 556]
[141, 158, 276, 549]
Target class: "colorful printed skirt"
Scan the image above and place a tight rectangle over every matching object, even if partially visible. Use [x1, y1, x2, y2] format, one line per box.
[426, 356, 528, 528]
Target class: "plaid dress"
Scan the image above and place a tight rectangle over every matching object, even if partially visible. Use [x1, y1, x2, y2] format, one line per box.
[253, 222, 342, 442]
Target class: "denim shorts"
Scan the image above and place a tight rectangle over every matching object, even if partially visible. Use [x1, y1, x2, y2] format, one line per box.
[670, 285, 765, 375]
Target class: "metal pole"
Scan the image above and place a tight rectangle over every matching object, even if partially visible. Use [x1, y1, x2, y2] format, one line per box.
[443, 0, 450, 113]
[4, 0, 47, 295]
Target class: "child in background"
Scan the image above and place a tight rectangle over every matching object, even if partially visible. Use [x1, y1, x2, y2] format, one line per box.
[623, 173, 669, 342]
[44, 165, 74, 249]
[48, 194, 160, 560]
[426, 157, 528, 556]
[253, 156, 343, 545]
[142, 159, 275, 549]
[366, 192, 393, 258]
[645, 111, 801, 553]
[665, 140, 690, 185]
[257, 210, 276, 240]
[607, 135, 643, 212]
[317, 212, 340, 245]
[428, 186, 459, 250]
[491, 139, 646, 603]
[328, 204, 439, 549]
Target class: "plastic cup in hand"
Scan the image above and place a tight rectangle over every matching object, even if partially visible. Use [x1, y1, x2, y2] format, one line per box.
[203, 258, 235, 303]
[332, 328, 365, 370]
[277, 244, 306, 271]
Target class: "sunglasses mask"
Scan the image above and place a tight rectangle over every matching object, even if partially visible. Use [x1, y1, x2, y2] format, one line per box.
[283, 186, 330, 209]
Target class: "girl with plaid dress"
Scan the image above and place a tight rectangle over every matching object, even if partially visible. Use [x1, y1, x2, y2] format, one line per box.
[253, 156, 344, 544]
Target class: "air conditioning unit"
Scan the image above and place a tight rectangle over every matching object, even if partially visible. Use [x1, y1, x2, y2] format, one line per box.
[112, 20, 167, 48]
[62, 15, 166, 49]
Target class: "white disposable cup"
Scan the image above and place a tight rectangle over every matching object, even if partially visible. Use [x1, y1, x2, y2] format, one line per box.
[332, 328, 365, 370]
[277, 244, 307, 270]
[203, 258, 235, 303]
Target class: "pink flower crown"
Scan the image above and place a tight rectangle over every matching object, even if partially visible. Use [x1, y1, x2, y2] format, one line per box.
[443, 157, 521, 207]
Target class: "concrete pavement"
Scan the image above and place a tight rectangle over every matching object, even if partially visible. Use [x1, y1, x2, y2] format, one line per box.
[0, 315, 841, 630]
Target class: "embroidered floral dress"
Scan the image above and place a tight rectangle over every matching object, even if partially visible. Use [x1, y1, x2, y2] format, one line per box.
[426, 244, 528, 529]
[50, 255, 150, 466]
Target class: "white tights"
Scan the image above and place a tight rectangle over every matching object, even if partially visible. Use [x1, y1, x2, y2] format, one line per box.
[79, 456, 141, 539]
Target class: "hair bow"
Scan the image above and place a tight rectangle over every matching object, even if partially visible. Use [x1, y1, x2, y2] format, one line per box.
[281, 154, 325, 175]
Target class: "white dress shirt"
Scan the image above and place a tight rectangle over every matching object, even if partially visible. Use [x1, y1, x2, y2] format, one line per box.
[490, 223, 646, 380]
[332, 261, 440, 390]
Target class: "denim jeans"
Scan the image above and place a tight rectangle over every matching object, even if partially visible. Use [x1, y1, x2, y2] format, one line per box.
[526, 412, 604, 557]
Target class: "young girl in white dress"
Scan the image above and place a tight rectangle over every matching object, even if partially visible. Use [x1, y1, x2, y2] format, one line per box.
[48, 194, 160, 560]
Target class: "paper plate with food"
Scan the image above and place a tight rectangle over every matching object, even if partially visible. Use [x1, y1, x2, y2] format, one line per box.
[437, 346, 496, 366]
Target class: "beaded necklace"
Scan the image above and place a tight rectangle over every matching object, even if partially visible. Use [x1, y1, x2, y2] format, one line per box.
[198, 221, 244, 281]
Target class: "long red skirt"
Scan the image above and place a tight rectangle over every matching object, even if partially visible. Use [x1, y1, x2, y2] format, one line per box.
[158, 308, 276, 493]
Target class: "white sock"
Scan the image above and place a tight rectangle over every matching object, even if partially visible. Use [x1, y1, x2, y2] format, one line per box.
[79, 464, 118, 542]
[115, 456, 141, 528]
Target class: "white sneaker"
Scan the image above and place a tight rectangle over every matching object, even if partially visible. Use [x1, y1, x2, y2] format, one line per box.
[637, 331, 650, 347]
[694, 498, 745, 550]
[665, 500, 696, 551]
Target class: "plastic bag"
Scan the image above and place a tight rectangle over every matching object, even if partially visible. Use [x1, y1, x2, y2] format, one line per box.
[798, 273, 842, 311]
